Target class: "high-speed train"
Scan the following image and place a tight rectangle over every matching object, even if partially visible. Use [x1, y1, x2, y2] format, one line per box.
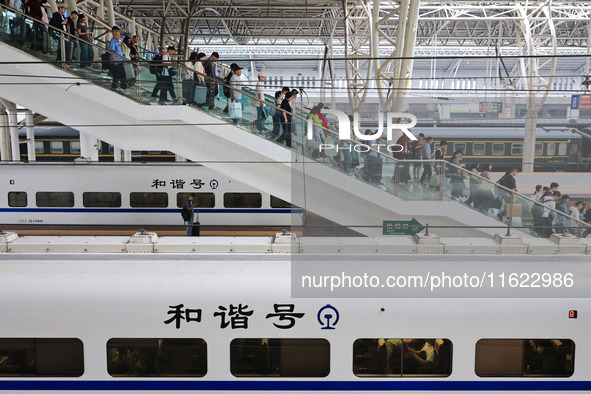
[0, 251, 589, 393]
[0, 163, 301, 228]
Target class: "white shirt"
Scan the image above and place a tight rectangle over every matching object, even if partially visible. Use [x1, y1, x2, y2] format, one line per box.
[184, 61, 194, 80]
[255, 81, 266, 107]
[230, 74, 243, 100]
[161, 54, 171, 76]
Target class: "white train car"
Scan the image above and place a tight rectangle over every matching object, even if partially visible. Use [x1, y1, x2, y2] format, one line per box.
[0, 163, 302, 228]
[0, 251, 589, 393]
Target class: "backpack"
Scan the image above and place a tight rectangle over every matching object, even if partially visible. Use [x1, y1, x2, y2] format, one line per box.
[181, 206, 192, 221]
[149, 55, 162, 74]
[531, 197, 545, 219]
[223, 72, 233, 97]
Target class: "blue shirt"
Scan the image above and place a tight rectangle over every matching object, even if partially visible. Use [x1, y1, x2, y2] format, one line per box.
[109, 38, 124, 62]
[422, 142, 432, 159]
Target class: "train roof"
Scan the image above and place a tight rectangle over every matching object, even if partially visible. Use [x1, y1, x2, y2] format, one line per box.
[410, 126, 582, 140]
[18, 126, 79, 137]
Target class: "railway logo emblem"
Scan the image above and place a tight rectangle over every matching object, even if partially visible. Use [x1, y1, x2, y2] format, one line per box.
[317, 304, 340, 330]
[209, 179, 219, 189]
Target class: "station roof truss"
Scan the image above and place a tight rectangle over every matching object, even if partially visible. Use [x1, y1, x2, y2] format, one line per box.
[94, 1, 591, 50]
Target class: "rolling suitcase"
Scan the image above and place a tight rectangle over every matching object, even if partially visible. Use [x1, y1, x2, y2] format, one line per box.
[194, 85, 207, 105]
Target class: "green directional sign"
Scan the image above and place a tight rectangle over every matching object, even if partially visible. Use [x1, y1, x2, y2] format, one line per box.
[383, 218, 424, 236]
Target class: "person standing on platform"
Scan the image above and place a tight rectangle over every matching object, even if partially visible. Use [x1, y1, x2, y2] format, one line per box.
[185, 193, 199, 237]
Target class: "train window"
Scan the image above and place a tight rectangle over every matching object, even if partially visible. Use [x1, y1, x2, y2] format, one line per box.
[453, 143, 466, 155]
[547, 143, 556, 155]
[176, 193, 215, 208]
[492, 143, 505, 155]
[270, 196, 292, 208]
[34, 141, 44, 154]
[475, 339, 574, 377]
[535, 143, 544, 155]
[472, 143, 485, 155]
[230, 338, 329, 377]
[108, 145, 114, 154]
[107, 338, 207, 377]
[558, 143, 567, 156]
[69, 141, 81, 154]
[36, 192, 74, 207]
[0, 338, 84, 377]
[129, 192, 168, 208]
[353, 338, 452, 377]
[50, 141, 64, 154]
[511, 143, 523, 156]
[8, 191, 27, 207]
[147, 150, 162, 154]
[83, 192, 122, 207]
[224, 193, 262, 208]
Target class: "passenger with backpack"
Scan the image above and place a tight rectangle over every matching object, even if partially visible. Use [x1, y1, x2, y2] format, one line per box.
[150, 47, 165, 100]
[182, 194, 199, 237]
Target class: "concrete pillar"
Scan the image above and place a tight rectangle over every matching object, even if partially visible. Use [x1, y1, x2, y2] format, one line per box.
[7, 108, 19, 162]
[113, 146, 121, 161]
[105, 0, 115, 29]
[24, 110, 35, 162]
[0, 104, 9, 161]
[80, 131, 99, 161]
[123, 150, 131, 161]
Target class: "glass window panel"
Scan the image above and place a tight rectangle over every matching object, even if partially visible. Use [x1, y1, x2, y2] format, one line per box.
[270, 196, 292, 208]
[0, 338, 83, 377]
[83, 192, 121, 208]
[558, 143, 567, 156]
[231, 338, 329, 377]
[36, 192, 74, 207]
[35, 339, 84, 377]
[475, 339, 574, 377]
[547, 143, 556, 155]
[472, 143, 485, 155]
[453, 143, 466, 154]
[50, 141, 64, 154]
[535, 143, 544, 155]
[129, 192, 168, 208]
[8, 192, 27, 207]
[353, 338, 452, 377]
[108, 145, 114, 154]
[69, 141, 81, 154]
[224, 193, 262, 208]
[107, 338, 206, 377]
[492, 143, 505, 155]
[34, 141, 44, 154]
[511, 143, 523, 156]
[176, 193, 215, 208]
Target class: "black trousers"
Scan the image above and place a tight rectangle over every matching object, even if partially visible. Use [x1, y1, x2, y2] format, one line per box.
[111, 62, 127, 89]
[159, 75, 176, 102]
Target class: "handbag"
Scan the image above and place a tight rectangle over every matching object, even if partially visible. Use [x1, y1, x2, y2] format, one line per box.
[269, 106, 278, 117]
[229, 101, 242, 119]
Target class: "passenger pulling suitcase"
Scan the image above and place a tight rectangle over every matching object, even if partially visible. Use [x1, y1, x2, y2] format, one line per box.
[194, 85, 207, 105]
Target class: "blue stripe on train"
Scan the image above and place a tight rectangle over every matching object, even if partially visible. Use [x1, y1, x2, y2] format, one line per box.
[0, 380, 589, 390]
[0, 208, 303, 214]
